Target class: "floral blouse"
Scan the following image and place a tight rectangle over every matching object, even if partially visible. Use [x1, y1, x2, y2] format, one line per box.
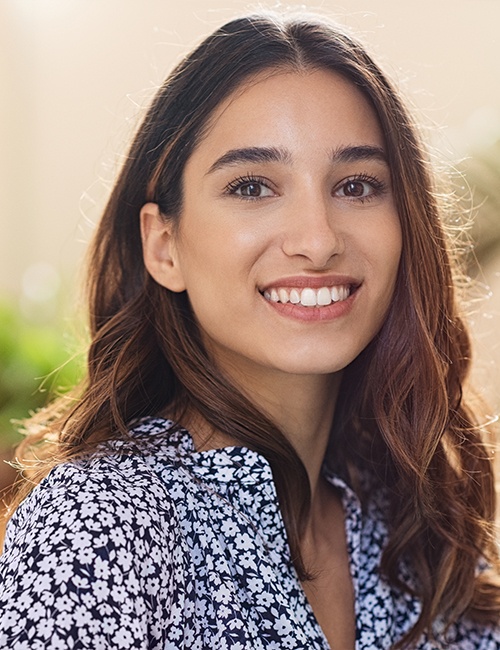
[1, 418, 499, 649]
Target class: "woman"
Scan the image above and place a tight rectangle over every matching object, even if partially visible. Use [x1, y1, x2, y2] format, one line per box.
[1, 12, 499, 650]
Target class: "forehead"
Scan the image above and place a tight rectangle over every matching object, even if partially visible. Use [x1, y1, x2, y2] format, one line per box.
[193, 67, 384, 160]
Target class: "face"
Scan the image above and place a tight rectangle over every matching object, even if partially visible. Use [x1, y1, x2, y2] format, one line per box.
[142, 68, 401, 389]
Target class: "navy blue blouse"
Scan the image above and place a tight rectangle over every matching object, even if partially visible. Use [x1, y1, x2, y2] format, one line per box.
[1, 418, 499, 649]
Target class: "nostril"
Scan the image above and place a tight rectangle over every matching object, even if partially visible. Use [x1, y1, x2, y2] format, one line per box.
[280, 223, 344, 265]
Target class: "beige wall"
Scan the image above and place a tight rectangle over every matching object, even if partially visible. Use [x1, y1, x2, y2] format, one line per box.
[1, 0, 499, 403]
[2, 0, 499, 294]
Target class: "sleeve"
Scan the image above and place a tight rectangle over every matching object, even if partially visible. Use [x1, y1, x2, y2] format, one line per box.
[442, 617, 500, 650]
[0, 461, 187, 650]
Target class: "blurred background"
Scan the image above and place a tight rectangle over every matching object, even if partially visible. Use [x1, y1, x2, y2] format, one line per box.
[1, 0, 499, 487]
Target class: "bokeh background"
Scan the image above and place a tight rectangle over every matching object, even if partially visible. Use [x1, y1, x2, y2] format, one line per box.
[1, 0, 500, 486]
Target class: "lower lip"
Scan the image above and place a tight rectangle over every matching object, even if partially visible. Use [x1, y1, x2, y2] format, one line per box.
[262, 289, 358, 322]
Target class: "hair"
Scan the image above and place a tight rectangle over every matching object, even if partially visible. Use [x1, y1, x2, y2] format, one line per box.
[5, 12, 500, 648]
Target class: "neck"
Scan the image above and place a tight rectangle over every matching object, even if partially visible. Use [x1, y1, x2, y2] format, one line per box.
[202, 360, 342, 497]
[177, 353, 342, 501]
[252, 371, 341, 496]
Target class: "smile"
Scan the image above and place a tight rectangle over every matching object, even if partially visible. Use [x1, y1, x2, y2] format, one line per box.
[263, 285, 352, 307]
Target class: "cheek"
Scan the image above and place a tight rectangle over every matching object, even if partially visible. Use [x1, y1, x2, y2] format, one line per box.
[382, 233, 402, 281]
[356, 213, 401, 272]
[378, 238, 402, 323]
[376, 215, 403, 275]
[175, 238, 253, 322]
[177, 211, 271, 288]
[360, 217, 402, 320]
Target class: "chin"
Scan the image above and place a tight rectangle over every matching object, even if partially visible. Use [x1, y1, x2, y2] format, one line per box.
[266, 354, 354, 377]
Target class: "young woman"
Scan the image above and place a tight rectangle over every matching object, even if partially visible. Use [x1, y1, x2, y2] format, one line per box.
[1, 12, 499, 650]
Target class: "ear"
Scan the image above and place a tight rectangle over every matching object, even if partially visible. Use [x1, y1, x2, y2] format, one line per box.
[140, 203, 186, 292]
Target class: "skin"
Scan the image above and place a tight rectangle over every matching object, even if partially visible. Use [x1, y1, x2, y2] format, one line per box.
[141, 68, 402, 649]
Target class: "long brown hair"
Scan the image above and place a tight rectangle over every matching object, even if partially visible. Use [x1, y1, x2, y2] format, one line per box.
[6, 12, 500, 647]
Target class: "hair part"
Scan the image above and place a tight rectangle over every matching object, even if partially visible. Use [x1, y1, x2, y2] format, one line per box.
[6, 12, 500, 647]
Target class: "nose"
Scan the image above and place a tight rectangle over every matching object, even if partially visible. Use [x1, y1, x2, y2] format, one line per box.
[281, 193, 344, 267]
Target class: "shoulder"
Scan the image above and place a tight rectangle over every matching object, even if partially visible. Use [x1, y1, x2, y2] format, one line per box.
[437, 614, 500, 649]
[0, 419, 190, 648]
[4, 418, 188, 552]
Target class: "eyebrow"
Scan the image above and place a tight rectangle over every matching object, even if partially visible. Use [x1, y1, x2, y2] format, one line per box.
[330, 144, 388, 164]
[205, 143, 388, 175]
[206, 146, 292, 175]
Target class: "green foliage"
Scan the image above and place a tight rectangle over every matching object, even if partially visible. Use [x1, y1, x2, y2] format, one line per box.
[0, 299, 84, 448]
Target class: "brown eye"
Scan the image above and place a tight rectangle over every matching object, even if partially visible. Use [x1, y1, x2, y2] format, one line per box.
[334, 175, 386, 202]
[226, 176, 276, 199]
[239, 182, 265, 197]
[343, 181, 366, 197]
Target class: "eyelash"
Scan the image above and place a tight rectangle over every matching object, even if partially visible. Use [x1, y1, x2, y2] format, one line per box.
[223, 172, 388, 202]
[335, 173, 388, 203]
[224, 175, 274, 199]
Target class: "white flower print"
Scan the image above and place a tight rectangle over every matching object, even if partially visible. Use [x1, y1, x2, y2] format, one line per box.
[0, 417, 498, 649]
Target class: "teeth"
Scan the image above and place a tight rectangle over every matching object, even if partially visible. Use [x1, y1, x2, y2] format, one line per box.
[264, 285, 352, 307]
[317, 287, 332, 306]
[278, 288, 289, 304]
[300, 288, 317, 306]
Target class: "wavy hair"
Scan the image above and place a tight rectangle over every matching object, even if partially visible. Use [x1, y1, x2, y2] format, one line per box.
[6, 12, 500, 647]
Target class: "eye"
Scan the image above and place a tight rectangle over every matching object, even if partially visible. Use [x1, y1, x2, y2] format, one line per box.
[334, 174, 386, 202]
[225, 175, 276, 199]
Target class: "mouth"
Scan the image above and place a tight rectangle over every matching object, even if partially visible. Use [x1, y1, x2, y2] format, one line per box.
[262, 284, 357, 307]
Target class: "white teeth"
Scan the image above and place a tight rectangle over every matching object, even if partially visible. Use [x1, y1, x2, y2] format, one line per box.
[264, 284, 352, 307]
[278, 288, 289, 304]
[317, 287, 332, 306]
[300, 288, 317, 306]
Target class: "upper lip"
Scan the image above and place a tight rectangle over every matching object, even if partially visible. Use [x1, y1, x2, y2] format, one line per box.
[260, 274, 361, 292]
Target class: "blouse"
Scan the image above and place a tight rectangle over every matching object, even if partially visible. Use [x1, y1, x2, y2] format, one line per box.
[1, 417, 499, 649]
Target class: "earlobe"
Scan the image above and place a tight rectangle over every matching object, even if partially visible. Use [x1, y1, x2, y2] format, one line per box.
[140, 203, 186, 292]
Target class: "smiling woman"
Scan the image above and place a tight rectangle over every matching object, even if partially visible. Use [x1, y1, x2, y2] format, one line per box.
[141, 70, 401, 383]
[1, 11, 499, 650]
